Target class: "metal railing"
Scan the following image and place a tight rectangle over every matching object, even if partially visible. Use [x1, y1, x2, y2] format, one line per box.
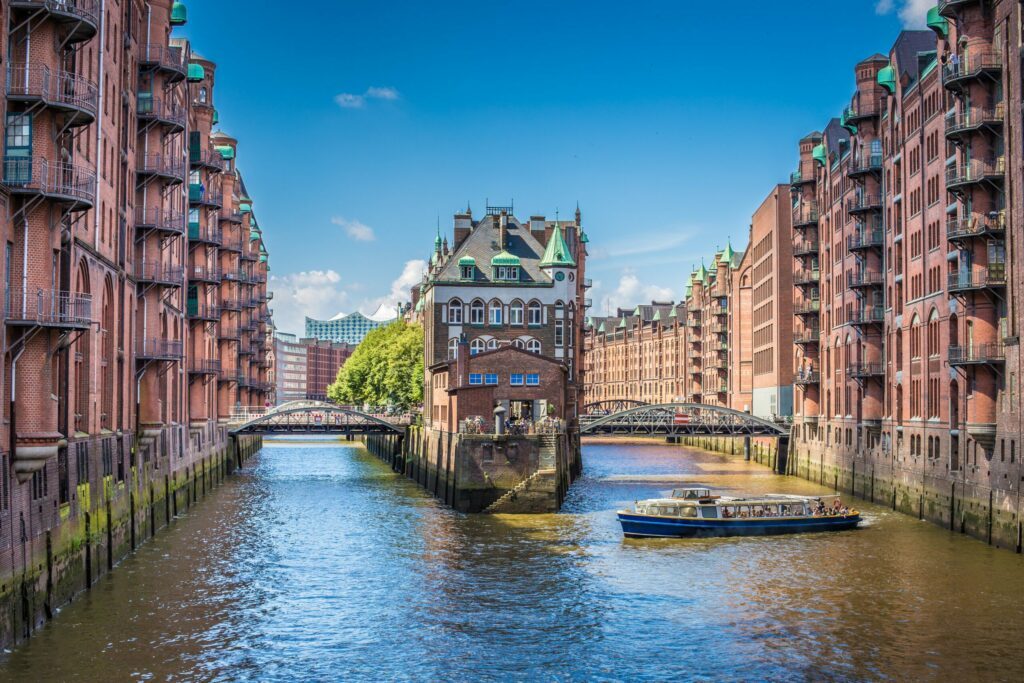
[794, 269, 820, 285]
[190, 148, 225, 171]
[792, 203, 819, 226]
[219, 327, 242, 340]
[793, 240, 819, 256]
[221, 298, 244, 311]
[847, 195, 882, 213]
[136, 153, 185, 180]
[795, 300, 821, 315]
[848, 153, 883, 175]
[140, 44, 187, 75]
[187, 301, 220, 320]
[842, 103, 881, 122]
[5, 288, 92, 327]
[847, 229, 884, 250]
[11, 0, 99, 28]
[188, 264, 221, 283]
[941, 50, 1002, 86]
[2, 156, 97, 205]
[137, 338, 184, 360]
[945, 105, 1004, 135]
[6, 63, 99, 117]
[849, 307, 884, 325]
[847, 362, 884, 378]
[946, 213, 1005, 240]
[189, 359, 222, 375]
[849, 271, 883, 287]
[948, 343, 1004, 365]
[946, 158, 1005, 186]
[794, 371, 820, 385]
[794, 330, 820, 345]
[948, 268, 1006, 291]
[136, 94, 187, 127]
[135, 261, 184, 285]
[188, 223, 222, 245]
[135, 207, 185, 234]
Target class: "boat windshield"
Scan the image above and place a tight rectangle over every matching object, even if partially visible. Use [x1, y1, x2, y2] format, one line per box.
[719, 502, 808, 519]
[672, 488, 713, 500]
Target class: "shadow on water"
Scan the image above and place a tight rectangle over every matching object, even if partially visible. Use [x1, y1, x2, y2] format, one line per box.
[1, 437, 1023, 682]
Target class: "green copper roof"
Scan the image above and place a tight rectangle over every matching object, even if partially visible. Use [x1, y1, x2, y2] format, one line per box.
[633, 305, 642, 316]
[927, 6, 948, 36]
[812, 143, 828, 167]
[579, 230, 589, 244]
[539, 223, 576, 268]
[695, 262, 708, 282]
[617, 317, 627, 329]
[240, 202, 252, 213]
[458, 256, 476, 267]
[652, 310, 662, 322]
[877, 64, 896, 94]
[249, 231, 260, 242]
[721, 240, 736, 264]
[669, 306, 678, 318]
[840, 109, 858, 134]
[597, 321, 606, 333]
[187, 63, 205, 82]
[491, 250, 521, 267]
[170, 2, 187, 25]
[259, 254, 268, 264]
[215, 145, 234, 160]
[212, 109, 219, 125]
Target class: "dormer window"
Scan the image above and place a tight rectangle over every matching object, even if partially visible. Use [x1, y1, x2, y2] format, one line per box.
[494, 266, 519, 281]
[458, 256, 476, 280]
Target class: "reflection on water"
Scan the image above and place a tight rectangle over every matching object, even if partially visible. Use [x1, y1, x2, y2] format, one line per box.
[2, 438, 1023, 681]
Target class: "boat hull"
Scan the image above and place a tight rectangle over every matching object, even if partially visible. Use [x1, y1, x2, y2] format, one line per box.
[617, 512, 861, 538]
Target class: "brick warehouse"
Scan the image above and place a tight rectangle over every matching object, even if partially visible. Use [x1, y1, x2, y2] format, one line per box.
[788, 2, 1024, 551]
[0, 0, 273, 644]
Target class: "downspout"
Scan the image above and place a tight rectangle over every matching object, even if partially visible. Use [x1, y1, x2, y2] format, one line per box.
[93, 0, 107, 245]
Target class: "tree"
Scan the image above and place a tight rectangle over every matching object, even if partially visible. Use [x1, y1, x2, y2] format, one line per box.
[327, 320, 423, 409]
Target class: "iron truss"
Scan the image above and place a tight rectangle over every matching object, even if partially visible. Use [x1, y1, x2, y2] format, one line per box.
[231, 402, 407, 435]
[580, 402, 788, 437]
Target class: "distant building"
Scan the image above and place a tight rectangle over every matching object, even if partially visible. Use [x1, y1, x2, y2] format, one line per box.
[274, 333, 308, 403]
[305, 339, 353, 401]
[273, 333, 352, 403]
[304, 305, 396, 345]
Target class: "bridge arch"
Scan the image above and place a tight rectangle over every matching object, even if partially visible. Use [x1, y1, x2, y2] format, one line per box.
[580, 402, 788, 437]
[230, 401, 406, 435]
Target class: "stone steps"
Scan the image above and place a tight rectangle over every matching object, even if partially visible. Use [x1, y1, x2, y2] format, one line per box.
[483, 468, 556, 513]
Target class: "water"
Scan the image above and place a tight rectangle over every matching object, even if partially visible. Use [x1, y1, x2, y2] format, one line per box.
[2, 438, 1023, 682]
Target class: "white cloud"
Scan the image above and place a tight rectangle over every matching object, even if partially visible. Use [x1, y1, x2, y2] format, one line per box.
[359, 259, 427, 316]
[268, 269, 350, 336]
[334, 86, 401, 109]
[875, 0, 930, 27]
[331, 216, 376, 242]
[594, 270, 675, 317]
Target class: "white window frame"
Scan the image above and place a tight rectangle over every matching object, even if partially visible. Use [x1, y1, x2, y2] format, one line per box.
[470, 338, 485, 355]
[447, 337, 459, 359]
[449, 299, 463, 324]
[526, 373, 540, 386]
[509, 301, 524, 326]
[470, 300, 485, 325]
[510, 373, 524, 386]
[528, 301, 542, 326]
[469, 373, 483, 385]
[526, 339, 541, 354]
[485, 373, 498, 386]
[489, 300, 503, 325]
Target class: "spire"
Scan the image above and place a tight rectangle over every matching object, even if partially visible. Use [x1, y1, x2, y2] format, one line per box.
[539, 221, 576, 268]
[722, 238, 736, 265]
[575, 202, 581, 226]
[434, 223, 442, 251]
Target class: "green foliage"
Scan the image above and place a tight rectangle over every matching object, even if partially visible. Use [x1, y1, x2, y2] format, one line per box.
[327, 320, 424, 409]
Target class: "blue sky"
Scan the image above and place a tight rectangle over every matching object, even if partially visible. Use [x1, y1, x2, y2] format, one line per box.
[180, 0, 928, 335]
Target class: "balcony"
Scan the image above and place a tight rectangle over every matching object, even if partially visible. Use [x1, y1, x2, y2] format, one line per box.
[847, 153, 883, 179]
[794, 371, 820, 385]
[795, 300, 821, 317]
[136, 153, 186, 184]
[135, 261, 184, 287]
[946, 213, 1005, 243]
[136, 339, 184, 361]
[220, 208, 244, 224]
[794, 329, 820, 346]
[945, 105, 1004, 141]
[583, 277, 593, 289]
[948, 267, 1006, 294]
[687, 317, 701, 328]
[221, 269, 246, 283]
[135, 208, 184, 237]
[2, 156, 96, 210]
[190, 148, 225, 173]
[266, 291, 274, 301]
[790, 169, 814, 187]
[842, 103, 881, 125]
[793, 269, 820, 286]
[189, 183, 223, 208]
[221, 297, 244, 312]
[136, 95, 186, 131]
[188, 265, 221, 284]
[847, 194, 882, 215]
[847, 362, 884, 379]
[10, 1, 99, 42]
[6, 64, 99, 125]
[189, 359, 221, 376]
[188, 223, 222, 246]
[4, 289, 91, 329]
[847, 229, 884, 252]
[849, 307, 884, 327]
[186, 301, 220, 321]
[946, 158, 1004, 192]
[139, 44, 187, 81]
[793, 240, 819, 257]
[941, 50, 1002, 90]
[220, 236, 244, 253]
[849, 271, 883, 289]
[948, 343, 1005, 367]
[218, 369, 244, 385]
[793, 204, 819, 228]
[240, 250, 259, 262]
[219, 327, 242, 341]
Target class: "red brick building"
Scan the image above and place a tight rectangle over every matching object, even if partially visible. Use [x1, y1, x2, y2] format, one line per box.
[305, 339, 352, 402]
[0, 0, 273, 641]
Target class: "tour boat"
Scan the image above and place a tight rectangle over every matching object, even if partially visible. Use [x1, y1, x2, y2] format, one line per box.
[617, 487, 861, 538]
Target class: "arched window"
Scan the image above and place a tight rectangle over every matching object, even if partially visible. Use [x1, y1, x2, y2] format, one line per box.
[448, 298, 463, 325]
[486, 338, 498, 350]
[448, 337, 459, 359]
[470, 338, 485, 355]
[489, 299, 503, 325]
[509, 300, 524, 326]
[526, 339, 541, 354]
[528, 300, 542, 325]
[470, 299, 484, 325]
[513, 338, 526, 349]
[555, 300, 565, 317]
[198, 87, 208, 104]
[928, 308, 940, 358]
[910, 314, 921, 358]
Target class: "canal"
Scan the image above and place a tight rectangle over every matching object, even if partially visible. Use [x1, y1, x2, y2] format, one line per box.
[2, 438, 1023, 681]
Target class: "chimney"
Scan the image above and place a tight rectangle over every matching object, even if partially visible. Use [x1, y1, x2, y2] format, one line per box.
[499, 211, 508, 250]
[456, 334, 470, 387]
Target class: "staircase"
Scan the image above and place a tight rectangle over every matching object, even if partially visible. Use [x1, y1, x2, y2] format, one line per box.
[539, 435, 558, 469]
[483, 468, 555, 514]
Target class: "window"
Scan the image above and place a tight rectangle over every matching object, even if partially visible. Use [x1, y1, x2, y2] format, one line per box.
[469, 373, 483, 385]
[448, 337, 459, 359]
[486, 338, 498, 350]
[510, 373, 524, 386]
[448, 299, 463, 324]
[555, 321, 564, 348]
[495, 266, 519, 281]
[528, 301, 542, 325]
[489, 300, 503, 325]
[526, 373, 540, 386]
[470, 299, 484, 325]
[460, 265, 474, 280]
[513, 338, 526, 349]
[4, 113, 32, 182]
[485, 373, 498, 385]
[470, 338, 485, 355]
[526, 339, 541, 354]
[509, 301, 524, 326]
[198, 86, 208, 104]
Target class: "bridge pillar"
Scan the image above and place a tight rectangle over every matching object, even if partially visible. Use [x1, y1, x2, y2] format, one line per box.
[776, 436, 790, 474]
[744, 436, 751, 461]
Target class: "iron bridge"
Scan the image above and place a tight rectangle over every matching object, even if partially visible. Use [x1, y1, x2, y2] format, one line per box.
[580, 402, 789, 437]
[230, 401, 409, 435]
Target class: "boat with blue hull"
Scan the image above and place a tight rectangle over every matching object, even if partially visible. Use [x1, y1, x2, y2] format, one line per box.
[618, 488, 861, 538]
